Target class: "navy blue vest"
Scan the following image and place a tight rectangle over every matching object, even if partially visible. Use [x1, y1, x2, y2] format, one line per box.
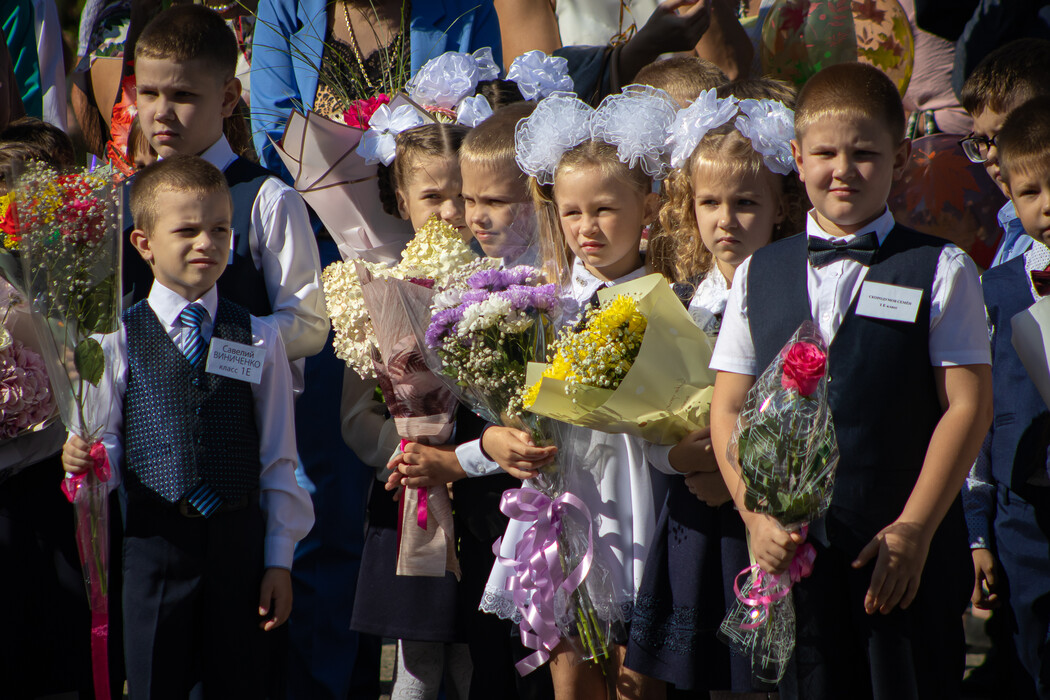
[122, 157, 274, 317]
[123, 297, 261, 504]
[981, 256, 1050, 490]
[748, 227, 952, 553]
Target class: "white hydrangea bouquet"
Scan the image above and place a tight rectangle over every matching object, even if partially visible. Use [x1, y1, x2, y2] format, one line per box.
[323, 215, 498, 578]
[323, 214, 497, 379]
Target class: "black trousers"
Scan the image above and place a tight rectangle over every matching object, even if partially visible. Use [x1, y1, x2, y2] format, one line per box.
[122, 494, 267, 700]
[780, 529, 972, 700]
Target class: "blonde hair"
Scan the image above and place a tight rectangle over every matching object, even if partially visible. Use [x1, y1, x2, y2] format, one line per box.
[634, 57, 727, 107]
[649, 126, 806, 284]
[130, 156, 232, 233]
[460, 102, 536, 187]
[534, 139, 655, 286]
[794, 63, 905, 142]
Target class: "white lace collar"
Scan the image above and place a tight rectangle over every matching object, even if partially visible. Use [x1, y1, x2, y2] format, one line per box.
[686, 267, 730, 336]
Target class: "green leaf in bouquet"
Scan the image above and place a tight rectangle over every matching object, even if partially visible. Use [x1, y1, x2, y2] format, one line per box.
[74, 337, 105, 387]
[80, 276, 119, 334]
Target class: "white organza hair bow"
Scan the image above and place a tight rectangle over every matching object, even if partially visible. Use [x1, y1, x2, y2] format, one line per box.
[514, 91, 593, 186]
[591, 85, 678, 180]
[506, 50, 575, 101]
[356, 104, 428, 165]
[515, 85, 678, 186]
[668, 89, 797, 174]
[456, 94, 494, 127]
[407, 47, 501, 109]
[735, 99, 796, 175]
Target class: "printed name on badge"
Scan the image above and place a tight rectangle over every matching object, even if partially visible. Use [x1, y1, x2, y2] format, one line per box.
[205, 337, 262, 384]
[855, 281, 923, 323]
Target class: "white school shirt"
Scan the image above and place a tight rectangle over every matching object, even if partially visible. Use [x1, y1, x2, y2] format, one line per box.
[100, 282, 315, 570]
[198, 136, 329, 362]
[646, 267, 732, 475]
[710, 208, 991, 375]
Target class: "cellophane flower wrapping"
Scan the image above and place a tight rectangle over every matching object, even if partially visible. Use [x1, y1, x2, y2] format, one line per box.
[522, 273, 717, 445]
[424, 265, 618, 671]
[14, 161, 122, 700]
[327, 215, 498, 578]
[718, 320, 840, 686]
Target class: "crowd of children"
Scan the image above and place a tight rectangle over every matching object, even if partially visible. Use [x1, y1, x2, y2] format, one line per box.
[2, 3, 1050, 700]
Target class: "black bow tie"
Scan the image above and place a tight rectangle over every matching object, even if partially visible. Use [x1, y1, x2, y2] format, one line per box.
[807, 232, 880, 267]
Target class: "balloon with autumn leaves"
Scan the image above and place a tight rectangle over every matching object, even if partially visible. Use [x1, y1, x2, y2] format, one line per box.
[887, 134, 1007, 270]
[760, 0, 915, 96]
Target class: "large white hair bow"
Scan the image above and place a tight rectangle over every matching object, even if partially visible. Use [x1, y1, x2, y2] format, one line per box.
[407, 47, 501, 109]
[668, 90, 797, 174]
[591, 85, 678, 180]
[668, 89, 740, 169]
[514, 91, 594, 185]
[356, 104, 428, 165]
[506, 50, 574, 100]
[456, 94, 494, 127]
[735, 99, 797, 175]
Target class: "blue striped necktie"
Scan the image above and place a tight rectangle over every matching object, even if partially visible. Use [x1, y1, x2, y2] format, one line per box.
[178, 302, 221, 516]
[179, 303, 208, 366]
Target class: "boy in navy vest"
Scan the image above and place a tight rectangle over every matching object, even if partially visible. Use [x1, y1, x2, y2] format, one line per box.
[708, 63, 993, 699]
[62, 157, 315, 699]
[124, 4, 328, 367]
[965, 97, 1050, 697]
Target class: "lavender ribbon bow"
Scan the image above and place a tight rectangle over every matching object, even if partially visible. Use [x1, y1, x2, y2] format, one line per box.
[493, 486, 595, 674]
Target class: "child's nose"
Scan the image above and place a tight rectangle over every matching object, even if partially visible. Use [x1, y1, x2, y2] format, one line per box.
[440, 198, 464, 225]
[718, 204, 736, 228]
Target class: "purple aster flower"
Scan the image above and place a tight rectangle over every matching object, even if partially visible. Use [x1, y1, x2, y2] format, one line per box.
[461, 289, 490, 305]
[426, 306, 464, 348]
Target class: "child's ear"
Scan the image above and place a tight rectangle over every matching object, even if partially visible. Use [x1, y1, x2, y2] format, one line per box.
[395, 188, 410, 220]
[642, 190, 661, 225]
[791, 139, 805, 183]
[129, 229, 154, 265]
[220, 76, 242, 120]
[892, 137, 912, 182]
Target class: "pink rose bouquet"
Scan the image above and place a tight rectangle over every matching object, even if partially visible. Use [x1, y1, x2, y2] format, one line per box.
[718, 320, 840, 686]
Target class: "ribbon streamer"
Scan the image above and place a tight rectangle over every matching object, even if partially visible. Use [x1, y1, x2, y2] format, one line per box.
[61, 441, 112, 700]
[733, 529, 816, 631]
[493, 487, 595, 674]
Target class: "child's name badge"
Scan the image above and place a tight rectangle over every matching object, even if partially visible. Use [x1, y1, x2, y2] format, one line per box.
[205, 337, 263, 384]
[855, 281, 923, 323]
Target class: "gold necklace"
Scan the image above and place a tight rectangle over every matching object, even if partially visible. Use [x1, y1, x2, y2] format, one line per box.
[341, 1, 403, 92]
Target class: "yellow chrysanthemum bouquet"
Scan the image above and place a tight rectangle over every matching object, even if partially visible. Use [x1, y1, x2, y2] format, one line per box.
[523, 273, 717, 445]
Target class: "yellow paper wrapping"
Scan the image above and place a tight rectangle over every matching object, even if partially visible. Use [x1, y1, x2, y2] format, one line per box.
[525, 274, 716, 445]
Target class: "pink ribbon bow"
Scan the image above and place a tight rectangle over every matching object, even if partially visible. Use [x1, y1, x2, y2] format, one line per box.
[61, 442, 111, 503]
[493, 487, 595, 675]
[733, 526, 817, 631]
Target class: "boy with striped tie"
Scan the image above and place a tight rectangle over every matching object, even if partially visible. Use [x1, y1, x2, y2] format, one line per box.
[62, 156, 314, 699]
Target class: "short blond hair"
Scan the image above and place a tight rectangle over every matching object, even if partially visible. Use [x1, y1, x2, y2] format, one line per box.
[130, 156, 232, 233]
[634, 56, 727, 107]
[460, 102, 536, 186]
[794, 63, 905, 142]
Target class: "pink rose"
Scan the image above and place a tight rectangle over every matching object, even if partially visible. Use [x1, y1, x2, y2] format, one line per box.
[343, 94, 391, 129]
[780, 341, 827, 396]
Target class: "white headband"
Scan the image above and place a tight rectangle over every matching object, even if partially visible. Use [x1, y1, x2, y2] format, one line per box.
[515, 85, 677, 186]
[668, 89, 796, 175]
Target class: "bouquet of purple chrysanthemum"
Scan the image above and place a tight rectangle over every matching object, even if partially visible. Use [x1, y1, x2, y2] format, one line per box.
[426, 265, 565, 423]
